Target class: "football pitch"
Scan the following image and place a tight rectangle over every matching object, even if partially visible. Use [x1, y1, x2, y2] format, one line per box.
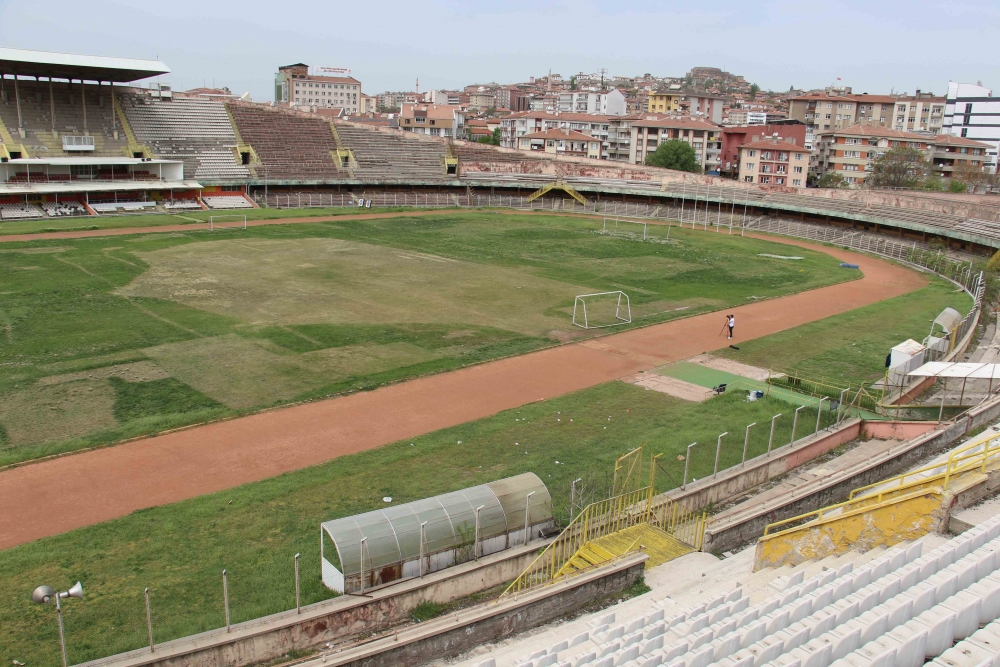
[0, 211, 853, 466]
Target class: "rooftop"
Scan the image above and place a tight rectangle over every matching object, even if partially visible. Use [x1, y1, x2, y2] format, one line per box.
[520, 128, 600, 142]
[737, 140, 808, 153]
[821, 123, 933, 141]
[0, 47, 170, 82]
[934, 134, 994, 149]
[632, 115, 721, 130]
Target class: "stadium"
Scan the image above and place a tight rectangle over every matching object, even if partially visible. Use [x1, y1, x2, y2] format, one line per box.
[2, 47, 1000, 667]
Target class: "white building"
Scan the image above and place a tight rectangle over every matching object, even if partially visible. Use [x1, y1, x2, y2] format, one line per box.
[274, 64, 362, 113]
[556, 90, 627, 116]
[942, 82, 999, 172]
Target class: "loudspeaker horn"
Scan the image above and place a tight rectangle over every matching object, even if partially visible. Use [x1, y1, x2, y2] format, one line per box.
[67, 581, 84, 599]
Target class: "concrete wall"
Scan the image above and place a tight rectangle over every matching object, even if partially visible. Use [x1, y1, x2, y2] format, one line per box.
[79, 542, 550, 667]
[322, 554, 646, 667]
[753, 489, 946, 570]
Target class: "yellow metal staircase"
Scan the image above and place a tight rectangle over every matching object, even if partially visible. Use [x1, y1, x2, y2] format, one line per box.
[754, 428, 1000, 570]
[0, 114, 28, 159]
[525, 180, 588, 205]
[112, 97, 152, 159]
[555, 523, 695, 579]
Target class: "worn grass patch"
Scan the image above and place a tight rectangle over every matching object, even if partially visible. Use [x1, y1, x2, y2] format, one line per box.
[0, 211, 852, 464]
[109, 377, 224, 423]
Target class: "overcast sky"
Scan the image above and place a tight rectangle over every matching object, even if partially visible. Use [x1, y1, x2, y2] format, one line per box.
[2, 0, 998, 101]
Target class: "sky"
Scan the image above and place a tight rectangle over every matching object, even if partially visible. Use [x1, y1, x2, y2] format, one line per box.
[2, 0, 998, 102]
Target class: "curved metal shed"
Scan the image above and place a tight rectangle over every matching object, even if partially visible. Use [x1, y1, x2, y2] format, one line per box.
[321, 472, 552, 593]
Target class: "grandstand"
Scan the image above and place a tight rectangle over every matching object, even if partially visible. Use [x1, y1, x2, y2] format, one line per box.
[118, 94, 250, 182]
[227, 103, 342, 180]
[334, 121, 448, 180]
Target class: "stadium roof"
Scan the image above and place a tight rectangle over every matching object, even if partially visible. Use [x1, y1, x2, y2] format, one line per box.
[0, 48, 170, 82]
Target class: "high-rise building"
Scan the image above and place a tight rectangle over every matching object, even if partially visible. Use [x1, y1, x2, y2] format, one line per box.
[942, 82, 999, 172]
[274, 64, 362, 114]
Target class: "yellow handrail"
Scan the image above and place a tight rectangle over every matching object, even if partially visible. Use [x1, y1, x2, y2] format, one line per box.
[850, 429, 1000, 500]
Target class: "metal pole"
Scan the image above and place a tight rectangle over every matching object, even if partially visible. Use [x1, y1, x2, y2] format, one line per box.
[55, 592, 68, 667]
[222, 570, 230, 632]
[815, 397, 828, 434]
[682, 442, 697, 489]
[524, 491, 536, 545]
[713, 432, 728, 477]
[791, 405, 805, 444]
[570, 478, 581, 516]
[359, 538, 367, 594]
[294, 553, 301, 614]
[837, 389, 848, 423]
[768, 414, 782, 455]
[145, 587, 154, 652]
[419, 522, 427, 577]
[474, 505, 485, 560]
[742, 423, 756, 465]
[939, 386, 946, 423]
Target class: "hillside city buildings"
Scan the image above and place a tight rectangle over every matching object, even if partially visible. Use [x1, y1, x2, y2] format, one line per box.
[269, 62, 998, 187]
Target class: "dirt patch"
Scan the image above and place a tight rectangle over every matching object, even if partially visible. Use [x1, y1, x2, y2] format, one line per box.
[690, 354, 774, 382]
[37, 360, 170, 386]
[0, 380, 116, 447]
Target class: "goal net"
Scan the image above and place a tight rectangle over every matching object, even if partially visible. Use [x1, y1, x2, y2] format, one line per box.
[209, 214, 248, 231]
[572, 291, 632, 329]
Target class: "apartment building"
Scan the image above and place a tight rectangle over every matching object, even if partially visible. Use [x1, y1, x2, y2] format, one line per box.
[685, 92, 725, 124]
[931, 134, 993, 178]
[813, 124, 934, 187]
[942, 82, 1000, 172]
[399, 103, 466, 139]
[787, 94, 863, 148]
[499, 111, 635, 161]
[359, 94, 377, 114]
[274, 64, 362, 113]
[629, 116, 722, 171]
[647, 89, 683, 113]
[557, 90, 627, 116]
[517, 128, 602, 159]
[467, 92, 496, 109]
[495, 87, 530, 112]
[737, 137, 809, 189]
[720, 123, 807, 175]
[891, 92, 946, 133]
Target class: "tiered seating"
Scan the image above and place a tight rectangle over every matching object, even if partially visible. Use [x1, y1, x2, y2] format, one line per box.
[334, 123, 447, 181]
[162, 200, 202, 211]
[89, 201, 156, 213]
[470, 515, 1000, 667]
[40, 201, 86, 217]
[228, 104, 340, 180]
[202, 195, 252, 209]
[0, 202, 44, 219]
[455, 142, 548, 164]
[0, 81, 129, 156]
[118, 95, 250, 182]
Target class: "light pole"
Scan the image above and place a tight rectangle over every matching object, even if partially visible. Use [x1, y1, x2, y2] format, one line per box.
[523, 491, 536, 545]
[682, 442, 697, 489]
[714, 432, 728, 477]
[32, 581, 84, 667]
[473, 505, 485, 560]
[815, 397, 829, 434]
[742, 423, 756, 466]
[767, 414, 782, 455]
[419, 521, 428, 577]
[791, 405, 806, 445]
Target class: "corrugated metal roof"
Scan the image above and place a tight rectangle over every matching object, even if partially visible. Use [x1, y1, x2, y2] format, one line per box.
[0, 48, 169, 82]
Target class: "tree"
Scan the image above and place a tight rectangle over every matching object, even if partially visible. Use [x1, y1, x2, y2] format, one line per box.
[953, 162, 992, 192]
[570, 75, 578, 91]
[817, 172, 847, 188]
[866, 146, 929, 189]
[645, 140, 700, 172]
[920, 173, 945, 191]
[949, 179, 968, 193]
[477, 128, 502, 146]
[749, 83, 760, 98]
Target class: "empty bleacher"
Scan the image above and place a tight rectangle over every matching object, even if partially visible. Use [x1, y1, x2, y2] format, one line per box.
[162, 199, 202, 211]
[334, 123, 448, 180]
[459, 512, 1000, 667]
[0, 202, 44, 219]
[118, 95, 250, 181]
[89, 201, 156, 213]
[0, 81, 130, 157]
[227, 104, 340, 180]
[40, 201, 86, 217]
[202, 195, 252, 209]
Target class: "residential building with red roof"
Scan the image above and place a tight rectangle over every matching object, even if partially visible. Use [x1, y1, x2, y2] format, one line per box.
[930, 134, 993, 178]
[629, 115, 722, 171]
[813, 124, 937, 186]
[275, 63, 362, 114]
[399, 103, 466, 139]
[720, 123, 807, 175]
[737, 137, 809, 189]
[517, 128, 602, 158]
[499, 111, 638, 161]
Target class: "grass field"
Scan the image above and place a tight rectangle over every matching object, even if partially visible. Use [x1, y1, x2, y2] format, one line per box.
[0, 205, 414, 236]
[0, 380, 837, 666]
[714, 279, 972, 388]
[0, 211, 851, 466]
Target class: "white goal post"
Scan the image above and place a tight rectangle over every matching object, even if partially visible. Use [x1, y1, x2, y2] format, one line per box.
[602, 216, 647, 240]
[209, 214, 248, 231]
[572, 291, 632, 329]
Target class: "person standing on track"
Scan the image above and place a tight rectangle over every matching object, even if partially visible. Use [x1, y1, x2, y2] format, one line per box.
[727, 314, 735, 340]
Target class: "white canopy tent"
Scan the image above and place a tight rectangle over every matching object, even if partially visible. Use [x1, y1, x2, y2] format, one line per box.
[907, 362, 1000, 405]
